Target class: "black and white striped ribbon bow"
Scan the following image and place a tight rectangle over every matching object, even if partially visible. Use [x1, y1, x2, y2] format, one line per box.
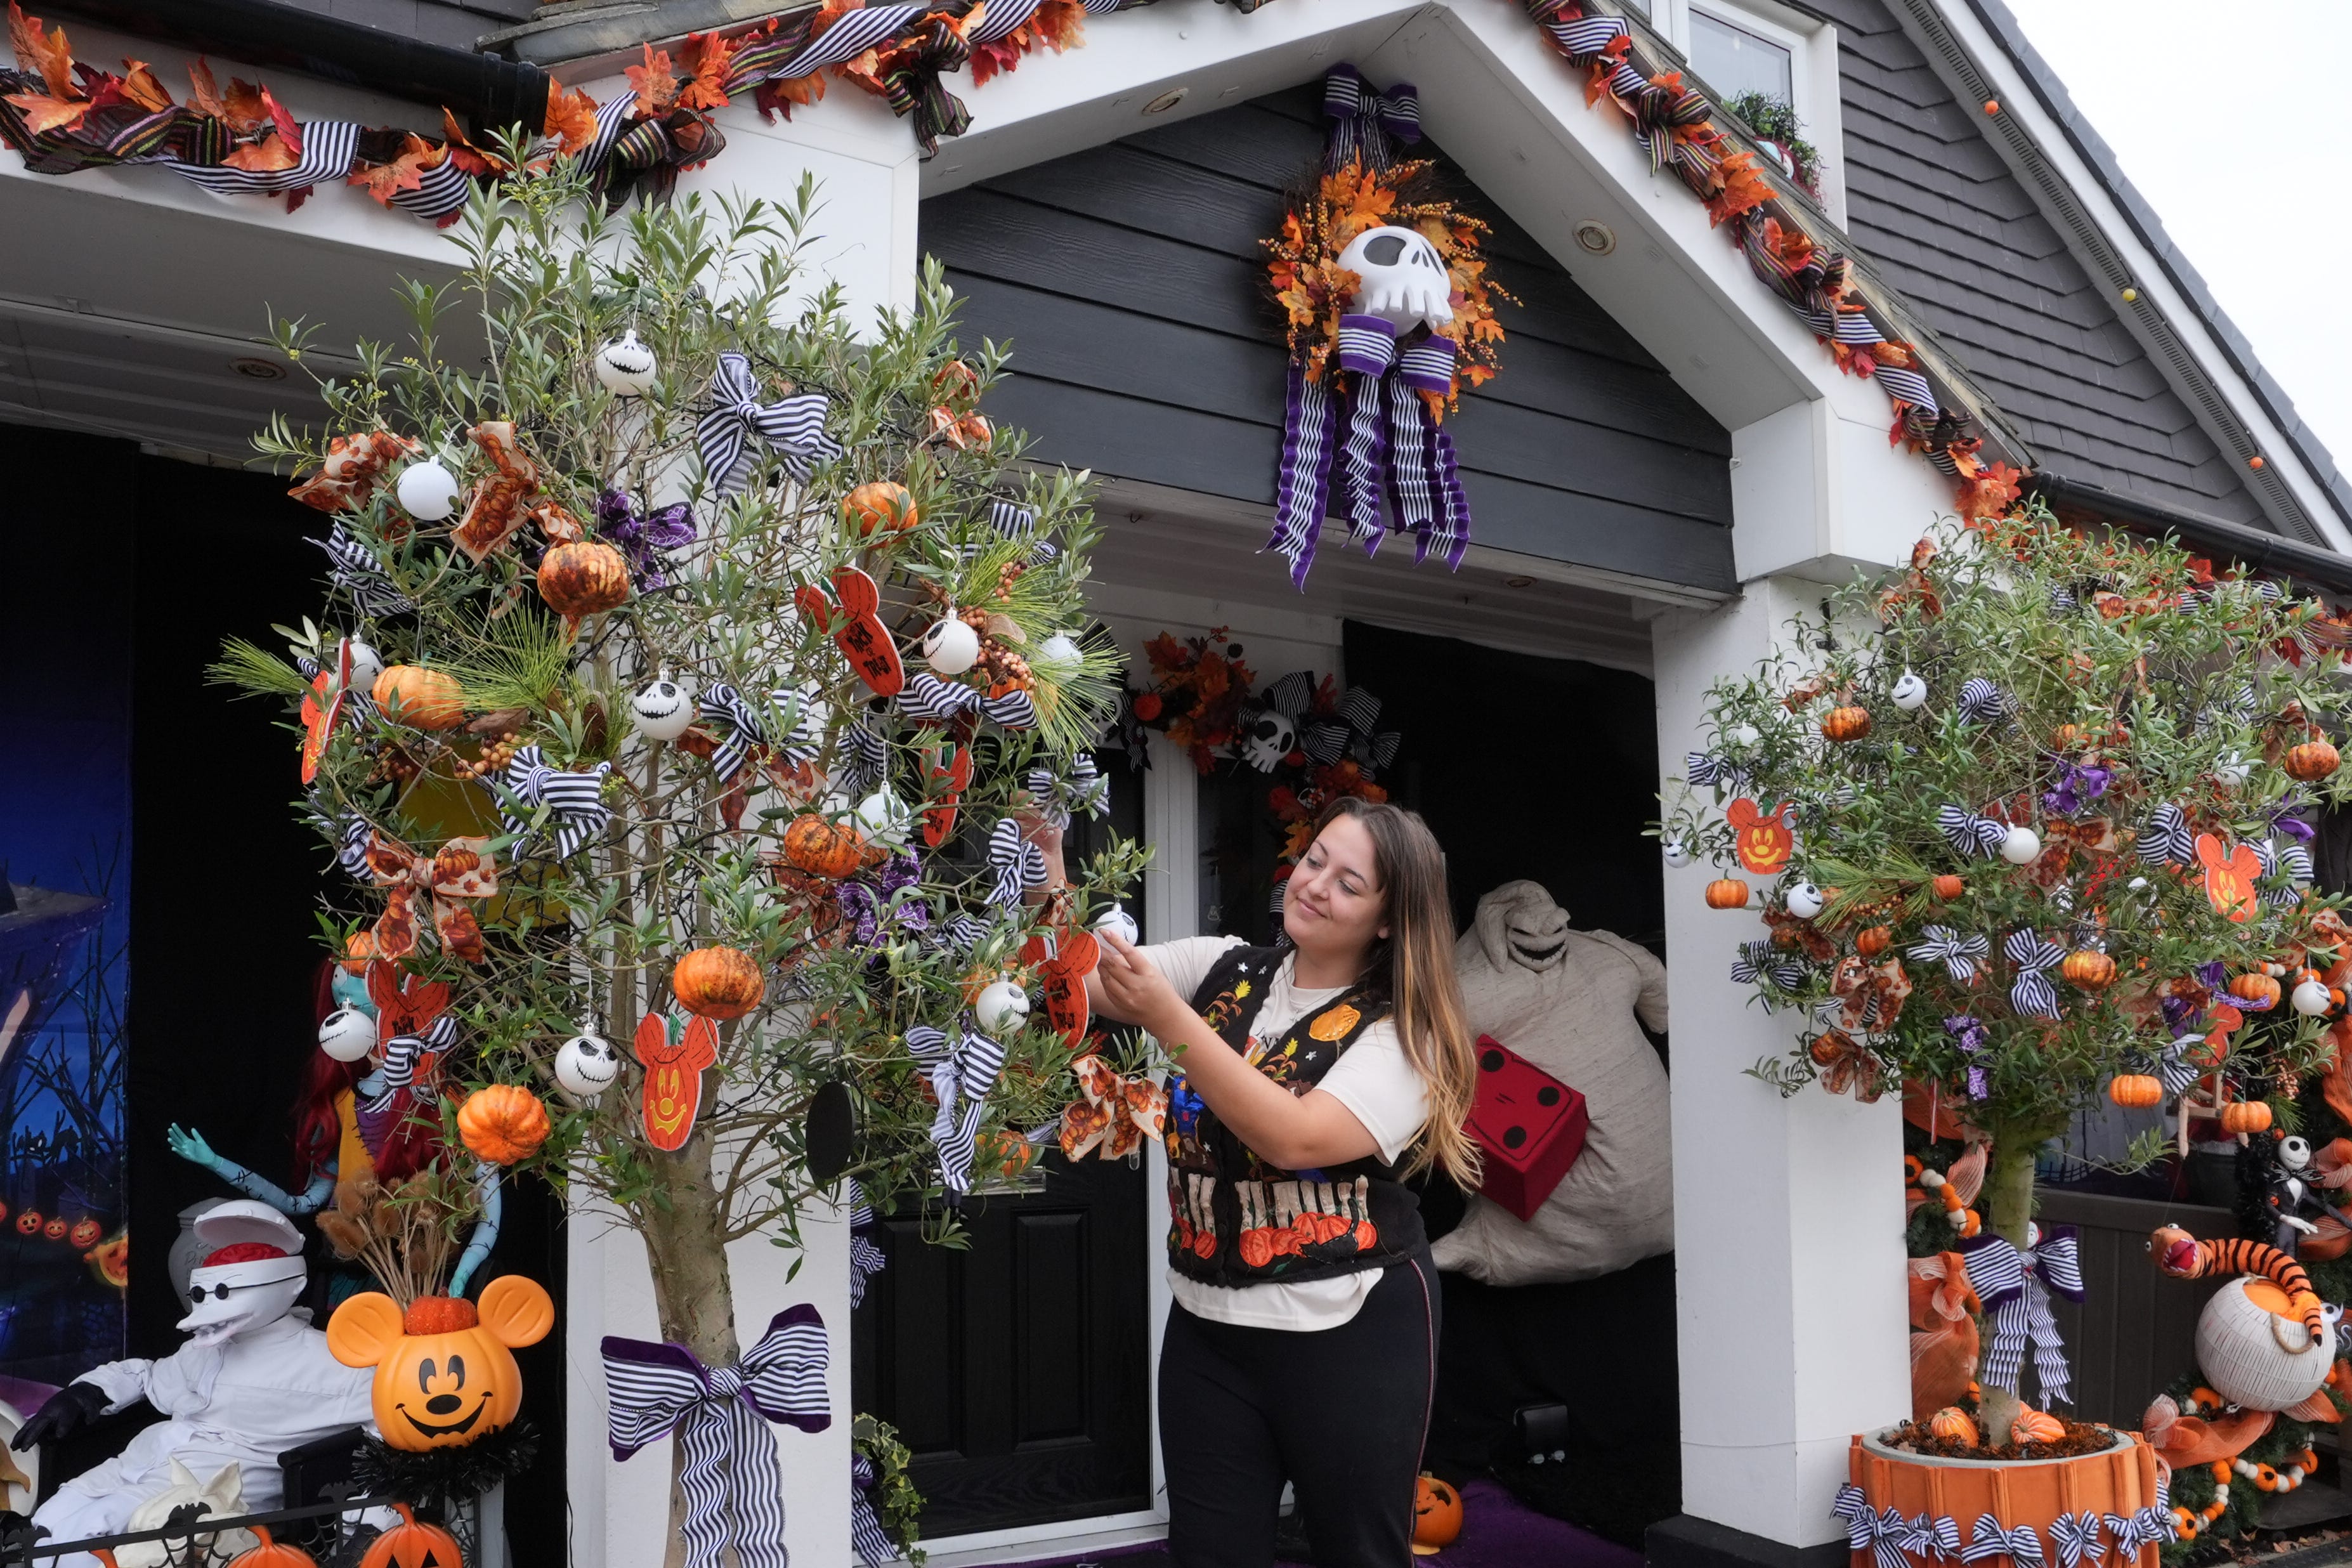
[603, 1305, 831, 1568]
[1026, 757, 1109, 830]
[1685, 750, 1748, 794]
[2255, 837, 2316, 908]
[1962, 1227, 2084, 1406]
[1829, 1491, 1921, 1568]
[487, 746, 612, 860]
[2105, 1479, 2176, 1553]
[984, 818, 1049, 907]
[1303, 686, 1402, 771]
[363, 1013, 459, 1116]
[1730, 941, 1806, 991]
[906, 1022, 1009, 1197]
[2046, 1512, 2101, 1568]
[2137, 803, 2195, 868]
[836, 713, 892, 800]
[1938, 804, 2009, 859]
[293, 652, 379, 729]
[696, 351, 842, 499]
[1956, 678, 2009, 727]
[310, 798, 374, 880]
[312, 522, 413, 617]
[847, 1184, 887, 1310]
[2004, 929, 2067, 1020]
[981, 498, 1059, 564]
[697, 684, 820, 782]
[925, 913, 991, 955]
[850, 1451, 896, 1566]
[2151, 1036, 2206, 1097]
[1261, 669, 1316, 723]
[898, 670, 1038, 731]
[1963, 1515, 2046, 1568]
[752, 3, 924, 78]
[2197, 681, 2258, 734]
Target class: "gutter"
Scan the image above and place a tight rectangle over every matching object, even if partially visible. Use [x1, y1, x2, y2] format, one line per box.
[2027, 472, 2352, 599]
[52, 0, 549, 133]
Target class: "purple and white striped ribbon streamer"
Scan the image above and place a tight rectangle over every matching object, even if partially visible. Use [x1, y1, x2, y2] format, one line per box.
[603, 1305, 831, 1568]
[906, 1022, 1009, 1196]
[1267, 362, 1343, 589]
[1323, 65, 1420, 173]
[850, 1451, 897, 1565]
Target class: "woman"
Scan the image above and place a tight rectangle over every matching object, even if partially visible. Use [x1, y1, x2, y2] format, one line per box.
[1028, 795, 1480, 1567]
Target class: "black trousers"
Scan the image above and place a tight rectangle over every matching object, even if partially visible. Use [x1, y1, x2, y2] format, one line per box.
[1160, 1256, 1439, 1568]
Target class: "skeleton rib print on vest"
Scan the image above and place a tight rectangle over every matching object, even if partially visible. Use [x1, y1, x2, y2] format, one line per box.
[1166, 944, 1428, 1287]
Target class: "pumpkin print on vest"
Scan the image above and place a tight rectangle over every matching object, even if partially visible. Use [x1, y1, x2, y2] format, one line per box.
[327, 1277, 554, 1451]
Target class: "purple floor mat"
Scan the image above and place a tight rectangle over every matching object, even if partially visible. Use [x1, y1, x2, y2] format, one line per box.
[983, 1479, 1643, 1568]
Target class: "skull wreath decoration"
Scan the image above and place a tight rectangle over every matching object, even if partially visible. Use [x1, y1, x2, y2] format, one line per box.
[1335, 226, 1455, 335]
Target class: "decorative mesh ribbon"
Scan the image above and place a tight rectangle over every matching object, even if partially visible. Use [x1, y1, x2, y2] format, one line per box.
[906, 1022, 1009, 1197]
[603, 1305, 832, 1568]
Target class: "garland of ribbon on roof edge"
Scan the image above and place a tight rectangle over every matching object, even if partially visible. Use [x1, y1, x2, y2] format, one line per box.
[0, 0, 2022, 551]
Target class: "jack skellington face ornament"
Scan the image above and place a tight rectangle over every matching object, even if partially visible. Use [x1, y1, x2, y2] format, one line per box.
[1240, 710, 1297, 772]
[555, 1032, 622, 1100]
[1335, 225, 1455, 334]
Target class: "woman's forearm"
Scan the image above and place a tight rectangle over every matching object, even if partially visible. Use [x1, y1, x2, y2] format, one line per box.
[1151, 1005, 1377, 1169]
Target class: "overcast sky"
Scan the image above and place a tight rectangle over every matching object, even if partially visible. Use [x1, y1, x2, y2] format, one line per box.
[1999, 1, 2351, 478]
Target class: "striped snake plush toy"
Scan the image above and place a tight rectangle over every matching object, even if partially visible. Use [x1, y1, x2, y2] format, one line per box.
[2150, 1225, 2325, 1345]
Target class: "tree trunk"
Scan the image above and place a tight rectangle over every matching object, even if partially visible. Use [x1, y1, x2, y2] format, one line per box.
[640, 1111, 738, 1568]
[1975, 1130, 2042, 1446]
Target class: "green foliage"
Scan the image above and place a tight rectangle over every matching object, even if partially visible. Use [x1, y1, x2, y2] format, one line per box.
[1723, 91, 1819, 192]
[252, 155, 1146, 1265]
[853, 1413, 927, 1565]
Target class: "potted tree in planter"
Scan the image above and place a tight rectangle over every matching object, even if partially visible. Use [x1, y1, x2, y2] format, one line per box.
[218, 154, 1142, 1565]
[1667, 504, 2352, 1543]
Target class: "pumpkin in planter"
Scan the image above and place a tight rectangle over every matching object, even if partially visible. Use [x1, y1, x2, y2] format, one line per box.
[537, 539, 632, 619]
[2285, 740, 2340, 782]
[783, 813, 867, 880]
[329, 1275, 555, 1451]
[457, 1084, 551, 1164]
[372, 666, 467, 730]
[357, 1505, 463, 1568]
[673, 944, 764, 1021]
[1411, 1474, 1463, 1550]
[1927, 1406, 1977, 1445]
[2009, 1408, 2065, 1445]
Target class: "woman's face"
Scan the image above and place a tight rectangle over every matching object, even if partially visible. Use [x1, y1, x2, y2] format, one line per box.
[1283, 814, 1389, 957]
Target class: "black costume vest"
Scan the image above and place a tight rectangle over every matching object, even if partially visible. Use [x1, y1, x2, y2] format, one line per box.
[1165, 944, 1427, 1287]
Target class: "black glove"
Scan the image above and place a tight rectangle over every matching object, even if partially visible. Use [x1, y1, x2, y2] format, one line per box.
[11, 1380, 108, 1451]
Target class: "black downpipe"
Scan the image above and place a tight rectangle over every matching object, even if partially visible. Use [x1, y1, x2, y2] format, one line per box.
[2026, 471, 2352, 598]
[53, 0, 548, 133]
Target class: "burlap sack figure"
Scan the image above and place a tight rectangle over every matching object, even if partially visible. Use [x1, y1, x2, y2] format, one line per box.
[1432, 881, 1673, 1284]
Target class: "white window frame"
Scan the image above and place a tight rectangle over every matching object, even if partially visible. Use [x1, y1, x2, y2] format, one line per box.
[1638, 0, 1846, 226]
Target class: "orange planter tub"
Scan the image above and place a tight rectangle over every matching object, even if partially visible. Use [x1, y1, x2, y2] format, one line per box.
[1844, 1429, 2168, 1568]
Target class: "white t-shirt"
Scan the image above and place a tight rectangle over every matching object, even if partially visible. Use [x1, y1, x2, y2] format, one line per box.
[1140, 936, 1431, 1331]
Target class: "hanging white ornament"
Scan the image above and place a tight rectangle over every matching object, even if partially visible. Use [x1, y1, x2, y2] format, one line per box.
[922, 617, 981, 676]
[974, 979, 1031, 1034]
[2000, 825, 2043, 865]
[1784, 882, 1826, 920]
[317, 1007, 378, 1063]
[2294, 979, 2332, 1017]
[2215, 752, 2253, 788]
[1661, 839, 1692, 869]
[596, 329, 658, 396]
[632, 679, 694, 741]
[339, 638, 385, 695]
[1033, 632, 1085, 681]
[1094, 903, 1140, 945]
[554, 1032, 623, 1099]
[1728, 722, 1761, 748]
[1890, 671, 1929, 712]
[856, 788, 913, 847]
[394, 459, 461, 521]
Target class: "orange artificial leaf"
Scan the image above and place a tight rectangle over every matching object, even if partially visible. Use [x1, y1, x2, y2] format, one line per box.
[221, 131, 300, 172]
[350, 132, 445, 203]
[3, 89, 86, 134]
[440, 107, 511, 177]
[8, 3, 76, 100]
[625, 43, 677, 117]
[119, 58, 172, 112]
[185, 56, 226, 120]
[217, 72, 274, 134]
[542, 84, 599, 155]
[675, 31, 734, 111]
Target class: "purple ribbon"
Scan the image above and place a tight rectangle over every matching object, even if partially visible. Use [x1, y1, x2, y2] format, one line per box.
[837, 854, 931, 946]
[597, 488, 697, 589]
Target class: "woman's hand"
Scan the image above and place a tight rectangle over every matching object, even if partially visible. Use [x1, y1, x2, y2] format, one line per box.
[1094, 929, 1191, 1037]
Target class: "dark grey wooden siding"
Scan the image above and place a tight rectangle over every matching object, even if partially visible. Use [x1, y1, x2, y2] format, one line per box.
[920, 85, 1738, 594]
[1820, 0, 2272, 530]
[2037, 1189, 2228, 1428]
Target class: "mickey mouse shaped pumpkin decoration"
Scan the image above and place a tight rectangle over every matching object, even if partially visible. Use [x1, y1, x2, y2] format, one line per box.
[327, 1276, 555, 1452]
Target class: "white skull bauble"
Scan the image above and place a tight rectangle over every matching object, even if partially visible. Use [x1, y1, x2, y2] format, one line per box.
[339, 638, 385, 695]
[1240, 710, 1297, 772]
[596, 329, 658, 396]
[1999, 825, 2042, 865]
[1094, 903, 1140, 945]
[922, 617, 981, 676]
[1661, 839, 1692, 869]
[632, 679, 694, 741]
[1034, 632, 1085, 681]
[394, 459, 460, 521]
[1335, 225, 1454, 334]
[555, 1032, 622, 1099]
[1784, 882, 1826, 920]
[974, 979, 1030, 1034]
[1891, 671, 1929, 712]
[2294, 979, 2332, 1017]
[317, 1007, 378, 1063]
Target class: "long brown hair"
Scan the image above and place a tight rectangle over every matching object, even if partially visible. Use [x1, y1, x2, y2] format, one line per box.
[1313, 797, 1481, 1187]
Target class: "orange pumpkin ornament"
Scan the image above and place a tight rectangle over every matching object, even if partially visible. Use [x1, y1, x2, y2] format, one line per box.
[2011, 1408, 2065, 1445]
[1928, 1406, 1978, 1445]
[2060, 950, 2116, 990]
[227, 1527, 320, 1568]
[537, 539, 631, 625]
[2220, 1100, 2273, 1136]
[1855, 925, 1892, 958]
[1931, 874, 1965, 900]
[357, 1506, 464, 1568]
[2230, 972, 2282, 1010]
[1820, 705, 1872, 743]
[1412, 1474, 1464, 1550]
[457, 1084, 552, 1165]
[371, 665, 467, 731]
[673, 944, 765, 1021]
[783, 813, 867, 880]
[2287, 740, 2341, 783]
[329, 1277, 554, 1453]
[2107, 1075, 2163, 1109]
[843, 481, 918, 536]
[1704, 878, 1751, 910]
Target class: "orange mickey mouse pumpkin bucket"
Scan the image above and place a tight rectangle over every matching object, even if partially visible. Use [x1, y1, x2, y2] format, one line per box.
[328, 1277, 554, 1452]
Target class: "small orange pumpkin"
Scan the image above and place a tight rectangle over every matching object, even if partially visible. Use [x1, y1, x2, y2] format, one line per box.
[457, 1084, 552, 1165]
[2287, 740, 2341, 783]
[403, 1295, 478, 1336]
[537, 540, 632, 618]
[843, 481, 917, 536]
[329, 1277, 554, 1454]
[226, 1526, 319, 1568]
[2220, 1099, 2273, 1136]
[1931, 874, 1964, 900]
[2061, 950, 2116, 990]
[1704, 877, 1751, 910]
[357, 1504, 464, 1568]
[2011, 1409, 2065, 1446]
[1928, 1406, 1977, 1445]
[1820, 705, 1872, 743]
[2108, 1074, 2163, 1109]
[1855, 925, 1892, 958]
[784, 813, 867, 879]
[1413, 1474, 1464, 1549]
[371, 665, 467, 730]
[673, 944, 765, 1021]
[2230, 972, 2283, 1010]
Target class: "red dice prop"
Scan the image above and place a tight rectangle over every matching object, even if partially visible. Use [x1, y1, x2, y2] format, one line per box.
[1465, 1035, 1588, 1222]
